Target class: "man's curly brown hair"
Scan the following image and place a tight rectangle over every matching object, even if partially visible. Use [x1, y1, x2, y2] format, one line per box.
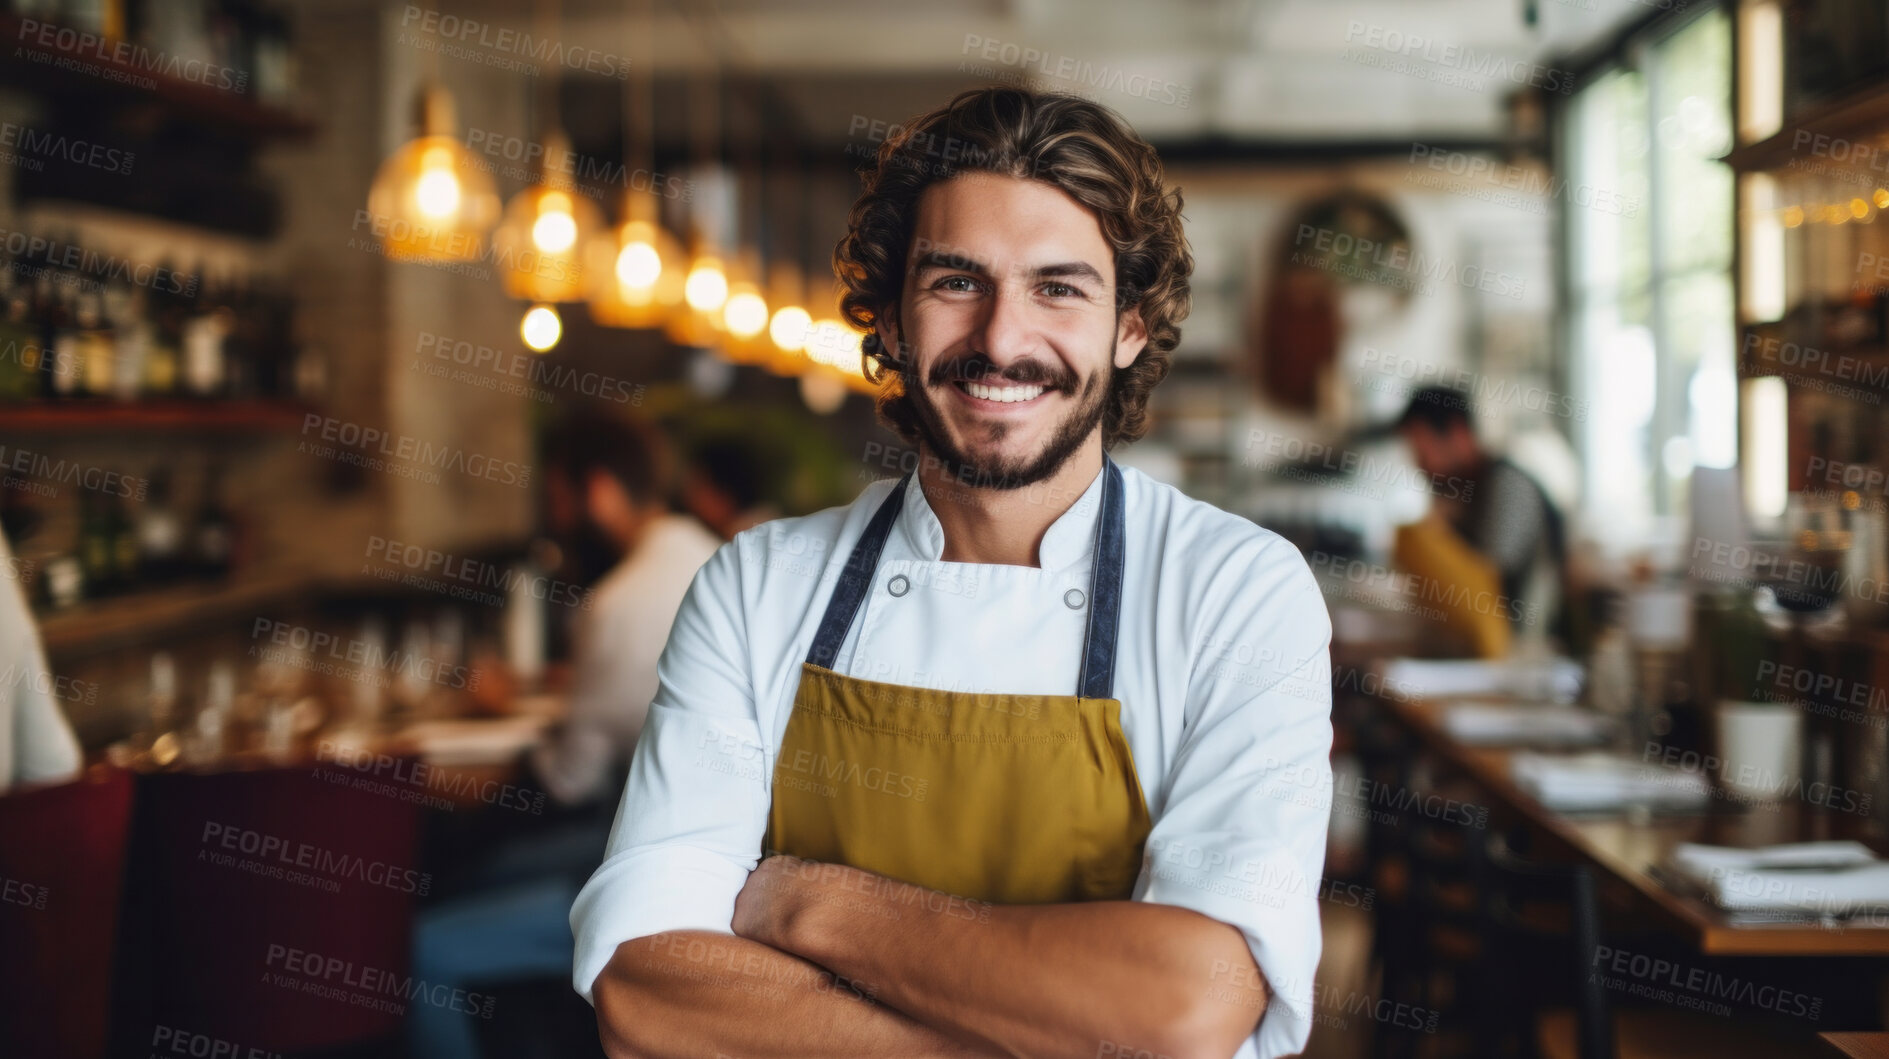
[834, 87, 1193, 450]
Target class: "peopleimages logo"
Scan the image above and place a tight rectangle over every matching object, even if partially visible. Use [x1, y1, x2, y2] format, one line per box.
[0, 228, 193, 294]
[1342, 20, 1575, 94]
[0, 121, 134, 175]
[364, 535, 592, 611]
[199, 820, 433, 896]
[264, 943, 496, 1018]
[397, 5, 631, 78]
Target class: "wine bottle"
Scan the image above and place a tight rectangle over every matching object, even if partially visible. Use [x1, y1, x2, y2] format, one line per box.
[35, 268, 80, 399]
[181, 270, 228, 398]
[143, 259, 182, 396]
[194, 463, 234, 578]
[76, 282, 116, 397]
[136, 466, 184, 584]
[77, 488, 114, 596]
[108, 478, 139, 591]
[0, 252, 41, 402]
[108, 275, 146, 401]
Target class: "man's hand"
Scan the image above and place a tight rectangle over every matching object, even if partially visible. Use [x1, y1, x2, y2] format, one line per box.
[593, 930, 1004, 1059]
[730, 853, 814, 951]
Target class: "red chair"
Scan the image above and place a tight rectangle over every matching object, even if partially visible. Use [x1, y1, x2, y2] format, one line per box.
[110, 760, 423, 1056]
[0, 765, 136, 1059]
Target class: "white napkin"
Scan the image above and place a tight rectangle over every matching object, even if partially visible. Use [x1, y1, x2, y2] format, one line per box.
[1442, 702, 1616, 747]
[1665, 841, 1889, 917]
[1379, 657, 1585, 704]
[1509, 751, 1711, 812]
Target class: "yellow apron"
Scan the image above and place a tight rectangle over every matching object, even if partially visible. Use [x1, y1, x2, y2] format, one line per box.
[763, 458, 1152, 903]
[1392, 513, 1511, 659]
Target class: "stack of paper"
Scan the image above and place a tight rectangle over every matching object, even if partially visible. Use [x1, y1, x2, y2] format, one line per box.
[1379, 657, 1585, 704]
[1442, 703, 1616, 747]
[1509, 752, 1711, 812]
[1664, 841, 1889, 921]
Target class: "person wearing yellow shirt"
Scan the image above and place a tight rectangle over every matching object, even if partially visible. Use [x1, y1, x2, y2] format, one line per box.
[1389, 386, 1565, 658]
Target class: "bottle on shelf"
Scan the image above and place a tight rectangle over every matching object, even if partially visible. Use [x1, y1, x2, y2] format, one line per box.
[107, 477, 139, 591]
[36, 267, 82, 399]
[193, 463, 235, 577]
[142, 258, 183, 397]
[136, 466, 184, 583]
[181, 269, 230, 398]
[75, 281, 117, 397]
[108, 275, 147, 401]
[252, 2, 295, 105]
[76, 487, 114, 595]
[0, 252, 42, 402]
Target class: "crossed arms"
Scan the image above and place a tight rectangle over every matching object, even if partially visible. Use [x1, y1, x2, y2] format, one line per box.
[591, 854, 1269, 1059]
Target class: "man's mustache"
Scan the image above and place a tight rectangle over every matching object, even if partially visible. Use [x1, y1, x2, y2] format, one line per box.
[923, 355, 1075, 392]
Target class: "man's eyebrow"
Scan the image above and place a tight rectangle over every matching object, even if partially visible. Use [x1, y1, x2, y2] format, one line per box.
[1032, 261, 1107, 286]
[910, 252, 1108, 287]
[911, 249, 991, 275]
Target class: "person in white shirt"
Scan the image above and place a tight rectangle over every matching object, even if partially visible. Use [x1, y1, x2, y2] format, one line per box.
[530, 414, 724, 807]
[572, 87, 1334, 1059]
[0, 525, 81, 793]
[409, 413, 719, 1059]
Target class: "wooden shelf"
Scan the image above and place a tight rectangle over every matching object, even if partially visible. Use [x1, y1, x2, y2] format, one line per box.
[0, 15, 315, 140]
[38, 567, 323, 658]
[0, 399, 311, 433]
[1726, 79, 1889, 172]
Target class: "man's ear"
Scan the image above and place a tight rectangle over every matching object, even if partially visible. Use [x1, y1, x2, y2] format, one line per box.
[873, 306, 902, 367]
[1113, 306, 1149, 370]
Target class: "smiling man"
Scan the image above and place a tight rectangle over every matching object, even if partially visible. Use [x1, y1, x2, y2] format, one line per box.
[571, 87, 1334, 1059]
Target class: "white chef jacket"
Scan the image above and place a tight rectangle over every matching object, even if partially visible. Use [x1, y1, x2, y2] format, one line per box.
[0, 528, 80, 794]
[570, 462, 1335, 1059]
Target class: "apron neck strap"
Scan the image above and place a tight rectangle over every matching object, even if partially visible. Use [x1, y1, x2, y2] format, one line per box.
[804, 473, 911, 672]
[1078, 456, 1127, 700]
[805, 456, 1128, 699]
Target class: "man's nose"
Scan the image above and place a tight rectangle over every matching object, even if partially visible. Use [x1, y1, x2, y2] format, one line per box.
[969, 283, 1042, 373]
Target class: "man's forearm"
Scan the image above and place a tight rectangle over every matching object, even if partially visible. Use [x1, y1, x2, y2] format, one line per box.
[592, 931, 1003, 1059]
[740, 861, 1268, 1059]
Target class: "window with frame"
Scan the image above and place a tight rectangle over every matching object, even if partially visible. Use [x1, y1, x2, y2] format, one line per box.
[1564, 6, 1736, 554]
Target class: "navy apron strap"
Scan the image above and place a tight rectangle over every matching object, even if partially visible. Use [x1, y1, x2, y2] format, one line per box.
[805, 475, 912, 669]
[1077, 456, 1127, 700]
[805, 459, 1127, 698]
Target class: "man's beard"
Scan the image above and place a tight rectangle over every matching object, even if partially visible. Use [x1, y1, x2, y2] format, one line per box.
[903, 351, 1110, 491]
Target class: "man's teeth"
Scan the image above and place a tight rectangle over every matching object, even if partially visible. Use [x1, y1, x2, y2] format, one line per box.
[963, 381, 1047, 403]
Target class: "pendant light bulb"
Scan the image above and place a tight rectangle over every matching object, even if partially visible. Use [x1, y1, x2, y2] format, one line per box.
[521, 304, 563, 352]
[365, 83, 501, 262]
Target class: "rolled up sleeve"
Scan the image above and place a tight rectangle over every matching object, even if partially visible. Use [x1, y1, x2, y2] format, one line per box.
[1134, 537, 1334, 1059]
[569, 545, 772, 1002]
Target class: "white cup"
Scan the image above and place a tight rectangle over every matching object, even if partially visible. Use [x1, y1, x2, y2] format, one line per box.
[1627, 586, 1691, 649]
[1715, 701, 1802, 802]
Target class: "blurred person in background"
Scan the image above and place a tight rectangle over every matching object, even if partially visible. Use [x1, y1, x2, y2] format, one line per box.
[1390, 385, 1567, 657]
[530, 412, 724, 806]
[678, 435, 782, 541]
[409, 412, 720, 1059]
[0, 525, 80, 792]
